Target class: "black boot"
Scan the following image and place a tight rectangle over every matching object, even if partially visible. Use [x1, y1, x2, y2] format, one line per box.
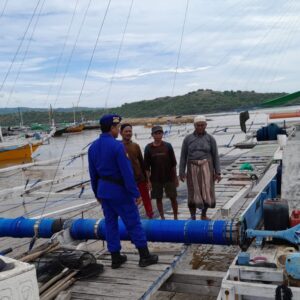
[111, 252, 127, 269]
[138, 247, 158, 267]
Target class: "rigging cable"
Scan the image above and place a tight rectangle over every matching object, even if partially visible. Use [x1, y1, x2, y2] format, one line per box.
[32, 135, 70, 231]
[257, 1, 299, 91]
[5, 0, 47, 108]
[52, 0, 93, 108]
[171, 0, 190, 97]
[87, 0, 246, 101]
[22, 0, 113, 248]
[0, 0, 42, 93]
[243, 0, 297, 91]
[75, 0, 112, 108]
[43, 0, 80, 109]
[0, 0, 8, 18]
[221, 0, 294, 91]
[104, 0, 135, 108]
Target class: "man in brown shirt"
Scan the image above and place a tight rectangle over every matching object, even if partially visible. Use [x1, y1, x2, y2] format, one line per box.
[121, 124, 154, 219]
[144, 126, 178, 220]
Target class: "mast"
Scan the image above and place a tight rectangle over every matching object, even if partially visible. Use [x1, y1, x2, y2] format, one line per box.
[73, 103, 76, 124]
[18, 107, 24, 128]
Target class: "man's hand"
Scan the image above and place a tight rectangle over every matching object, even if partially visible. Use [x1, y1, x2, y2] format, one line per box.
[174, 176, 179, 187]
[214, 173, 222, 183]
[135, 197, 142, 206]
[179, 174, 186, 182]
[147, 180, 152, 190]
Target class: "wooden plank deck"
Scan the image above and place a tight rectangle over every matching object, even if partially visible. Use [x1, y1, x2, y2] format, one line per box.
[67, 143, 280, 300]
[0, 142, 280, 299]
[157, 143, 280, 299]
[71, 258, 175, 299]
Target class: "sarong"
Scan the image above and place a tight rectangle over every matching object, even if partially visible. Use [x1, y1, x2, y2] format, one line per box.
[187, 159, 216, 209]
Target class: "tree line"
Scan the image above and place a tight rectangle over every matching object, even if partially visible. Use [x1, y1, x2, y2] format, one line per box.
[1, 89, 295, 126]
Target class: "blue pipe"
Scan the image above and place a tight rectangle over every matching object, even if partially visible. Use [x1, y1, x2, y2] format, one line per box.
[70, 219, 234, 245]
[0, 217, 55, 238]
[0, 217, 237, 245]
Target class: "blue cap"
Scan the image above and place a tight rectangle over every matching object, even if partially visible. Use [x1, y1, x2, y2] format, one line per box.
[99, 114, 122, 127]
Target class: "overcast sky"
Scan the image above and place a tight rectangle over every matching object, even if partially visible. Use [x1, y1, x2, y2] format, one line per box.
[0, 0, 299, 108]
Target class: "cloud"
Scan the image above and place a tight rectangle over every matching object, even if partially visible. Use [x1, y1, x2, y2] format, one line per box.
[89, 65, 212, 81]
[0, 0, 299, 108]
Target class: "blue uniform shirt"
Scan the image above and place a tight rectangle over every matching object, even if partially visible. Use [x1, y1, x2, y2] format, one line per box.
[88, 133, 140, 201]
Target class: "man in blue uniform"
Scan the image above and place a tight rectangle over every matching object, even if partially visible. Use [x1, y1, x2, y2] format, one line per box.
[88, 114, 158, 269]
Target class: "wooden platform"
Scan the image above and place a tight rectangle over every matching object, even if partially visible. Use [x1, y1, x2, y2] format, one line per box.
[0, 142, 282, 299]
[67, 143, 280, 300]
[71, 251, 183, 300]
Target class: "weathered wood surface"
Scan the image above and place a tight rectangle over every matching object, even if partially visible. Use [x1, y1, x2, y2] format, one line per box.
[67, 143, 280, 300]
[72, 144, 273, 299]
[160, 269, 226, 297]
[162, 143, 280, 299]
[69, 251, 181, 300]
[281, 140, 300, 210]
[0, 142, 280, 299]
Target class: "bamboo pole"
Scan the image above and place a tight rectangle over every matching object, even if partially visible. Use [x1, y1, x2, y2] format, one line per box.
[20, 242, 60, 263]
[40, 271, 78, 300]
[39, 268, 69, 294]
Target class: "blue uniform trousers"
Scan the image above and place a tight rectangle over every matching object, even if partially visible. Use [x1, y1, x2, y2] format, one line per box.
[101, 197, 147, 252]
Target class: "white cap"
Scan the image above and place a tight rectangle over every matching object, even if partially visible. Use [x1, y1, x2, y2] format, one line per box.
[194, 115, 206, 123]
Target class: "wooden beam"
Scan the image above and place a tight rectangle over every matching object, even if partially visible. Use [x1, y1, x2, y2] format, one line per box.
[221, 185, 251, 217]
[248, 163, 278, 197]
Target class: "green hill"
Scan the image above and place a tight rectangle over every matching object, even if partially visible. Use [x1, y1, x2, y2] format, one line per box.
[1, 89, 296, 126]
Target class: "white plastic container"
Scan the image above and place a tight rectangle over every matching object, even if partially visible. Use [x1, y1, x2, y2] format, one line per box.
[277, 134, 287, 149]
[0, 256, 39, 300]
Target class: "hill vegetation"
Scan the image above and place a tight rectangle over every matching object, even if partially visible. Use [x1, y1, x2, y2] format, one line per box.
[1, 89, 297, 126]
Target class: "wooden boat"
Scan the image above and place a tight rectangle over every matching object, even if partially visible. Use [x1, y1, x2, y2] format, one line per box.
[53, 123, 84, 136]
[53, 127, 67, 137]
[83, 121, 100, 130]
[0, 140, 42, 161]
[65, 123, 84, 133]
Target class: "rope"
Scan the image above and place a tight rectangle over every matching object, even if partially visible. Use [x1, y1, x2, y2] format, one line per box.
[264, 2, 300, 89]
[53, 0, 93, 108]
[0, 180, 91, 215]
[0, 0, 42, 93]
[5, 0, 46, 108]
[244, 0, 297, 91]
[0, 0, 8, 18]
[38, 135, 70, 218]
[104, 0, 135, 108]
[43, 0, 80, 109]
[75, 0, 112, 109]
[221, 0, 294, 91]
[0, 169, 22, 178]
[171, 0, 189, 97]
[16, 135, 73, 251]
[95, 0, 246, 102]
